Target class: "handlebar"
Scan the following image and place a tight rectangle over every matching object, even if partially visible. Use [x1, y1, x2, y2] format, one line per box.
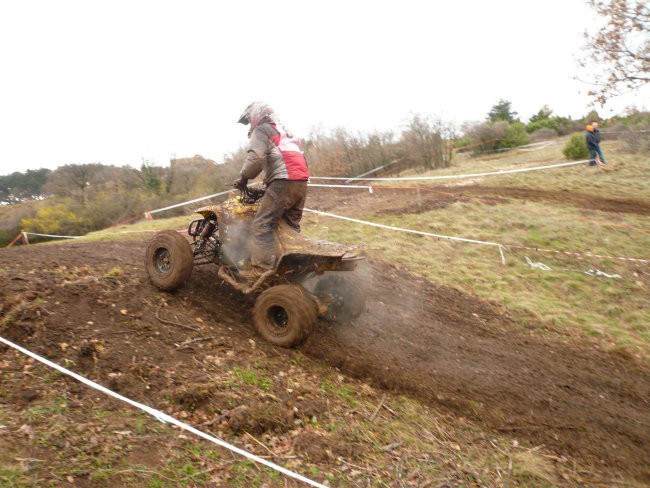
[239, 185, 266, 204]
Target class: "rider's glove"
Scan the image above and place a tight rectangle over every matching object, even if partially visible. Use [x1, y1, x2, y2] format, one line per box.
[233, 177, 248, 191]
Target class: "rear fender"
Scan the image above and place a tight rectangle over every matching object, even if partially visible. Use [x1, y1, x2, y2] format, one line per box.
[276, 253, 357, 279]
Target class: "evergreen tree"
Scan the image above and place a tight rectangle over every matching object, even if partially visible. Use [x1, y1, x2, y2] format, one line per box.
[487, 99, 519, 123]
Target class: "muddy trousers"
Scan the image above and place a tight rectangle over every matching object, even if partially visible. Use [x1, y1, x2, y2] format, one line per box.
[250, 179, 308, 269]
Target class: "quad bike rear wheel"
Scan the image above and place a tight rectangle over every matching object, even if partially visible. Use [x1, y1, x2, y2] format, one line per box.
[253, 284, 317, 347]
[145, 230, 193, 291]
[314, 274, 366, 323]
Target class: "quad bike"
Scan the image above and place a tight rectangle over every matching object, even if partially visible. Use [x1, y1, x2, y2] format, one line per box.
[145, 186, 366, 347]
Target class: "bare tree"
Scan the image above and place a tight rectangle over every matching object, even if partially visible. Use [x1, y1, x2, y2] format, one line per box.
[581, 0, 650, 105]
[304, 127, 398, 177]
[402, 114, 455, 170]
[44, 163, 106, 206]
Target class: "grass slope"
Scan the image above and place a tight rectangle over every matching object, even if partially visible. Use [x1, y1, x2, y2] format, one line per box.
[304, 139, 649, 359]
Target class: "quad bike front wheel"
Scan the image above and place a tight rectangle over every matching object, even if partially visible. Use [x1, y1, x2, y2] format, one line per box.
[145, 230, 194, 291]
[313, 274, 366, 324]
[253, 284, 318, 347]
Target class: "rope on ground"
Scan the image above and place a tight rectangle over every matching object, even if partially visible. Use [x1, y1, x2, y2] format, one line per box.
[506, 243, 649, 264]
[488, 140, 556, 154]
[22, 232, 82, 239]
[0, 335, 329, 488]
[309, 159, 590, 182]
[147, 189, 233, 215]
[525, 256, 552, 271]
[308, 183, 373, 192]
[305, 208, 648, 267]
[511, 247, 625, 279]
[304, 208, 507, 264]
[585, 269, 622, 279]
[375, 185, 504, 205]
[144, 183, 374, 219]
[345, 160, 401, 182]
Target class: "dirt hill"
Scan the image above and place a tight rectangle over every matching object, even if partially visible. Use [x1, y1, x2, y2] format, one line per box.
[1, 228, 648, 485]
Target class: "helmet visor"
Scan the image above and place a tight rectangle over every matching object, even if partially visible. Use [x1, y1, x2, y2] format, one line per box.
[237, 105, 253, 125]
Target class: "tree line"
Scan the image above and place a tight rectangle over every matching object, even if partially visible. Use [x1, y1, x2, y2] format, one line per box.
[1, 105, 648, 246]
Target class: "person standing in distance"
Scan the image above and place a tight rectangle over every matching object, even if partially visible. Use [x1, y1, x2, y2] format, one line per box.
[585, 124, 605, 167]
[591, 121, 606, 165]
[233, 102, 310, 281]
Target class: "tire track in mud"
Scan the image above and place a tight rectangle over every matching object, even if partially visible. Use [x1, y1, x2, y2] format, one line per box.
[300, 262, 650, 481]
[457, 185, 650, 216]
[306, 185, 650, 217]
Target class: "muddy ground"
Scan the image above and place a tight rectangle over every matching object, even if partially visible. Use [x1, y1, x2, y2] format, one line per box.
[1, 185, 649, 484]
[310, 184, 650, 217]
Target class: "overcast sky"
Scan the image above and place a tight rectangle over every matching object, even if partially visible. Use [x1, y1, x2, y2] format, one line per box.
[0, 0, 647, 176]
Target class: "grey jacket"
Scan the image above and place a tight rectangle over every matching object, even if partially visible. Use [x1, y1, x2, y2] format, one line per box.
[240, 123, 309, 185]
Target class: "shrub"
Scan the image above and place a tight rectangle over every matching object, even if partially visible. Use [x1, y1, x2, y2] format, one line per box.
[530, 128, 557, 141]
[608, 111, 650, 154]
[563, 133, 589, 160]
[556, 118, 582, 136]
[501, 122, 530, 149]
[619, 123, 650, 154]
[526, 119, 558, 134]
[20, 200, 91, 236]
[454, 135, 471, 149]
[526, 116, 574, 135]
[462, 121, 508, 154]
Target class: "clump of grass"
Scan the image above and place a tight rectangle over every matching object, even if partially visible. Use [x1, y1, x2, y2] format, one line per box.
[511, 450, 558, 485]
[232, 364, 272, 390]
[104, 266, 123, 278]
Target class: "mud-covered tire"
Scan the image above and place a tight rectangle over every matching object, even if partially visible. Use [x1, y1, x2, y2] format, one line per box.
[314, 274, 366, 324]
[253, 285, 317, 347]
[145, 230, 193, 291]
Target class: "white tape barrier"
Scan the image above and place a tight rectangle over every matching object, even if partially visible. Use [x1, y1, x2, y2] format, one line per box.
[145, 184, 374, 217]
[489, 140, 556, 154]
[585, 269, 622, 279]
[517, 141, 555, 152]
[516, 141, 556, 149]
[23, 232, 82, 239]
[345, 160, 400, 183]
[148, 189, 233, 215]
[0, 336, 328, 488]
[509, 243, 649, 264]
[305, 208, 648, 268]
[308, 183, 373, 193]
[144, 156, 588, 216]
[304, 208, 506, 264]
[309, 159, 590, 182]
[525, 256, 551, 271]
[524, 256, 625, 278]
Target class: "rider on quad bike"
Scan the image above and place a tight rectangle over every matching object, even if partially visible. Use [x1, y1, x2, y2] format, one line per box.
[145, 103, 366, 347]
[233, 102, 309, 283]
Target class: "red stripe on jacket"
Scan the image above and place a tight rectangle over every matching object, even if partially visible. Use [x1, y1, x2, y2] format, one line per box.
[270, 131, 309, 180]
